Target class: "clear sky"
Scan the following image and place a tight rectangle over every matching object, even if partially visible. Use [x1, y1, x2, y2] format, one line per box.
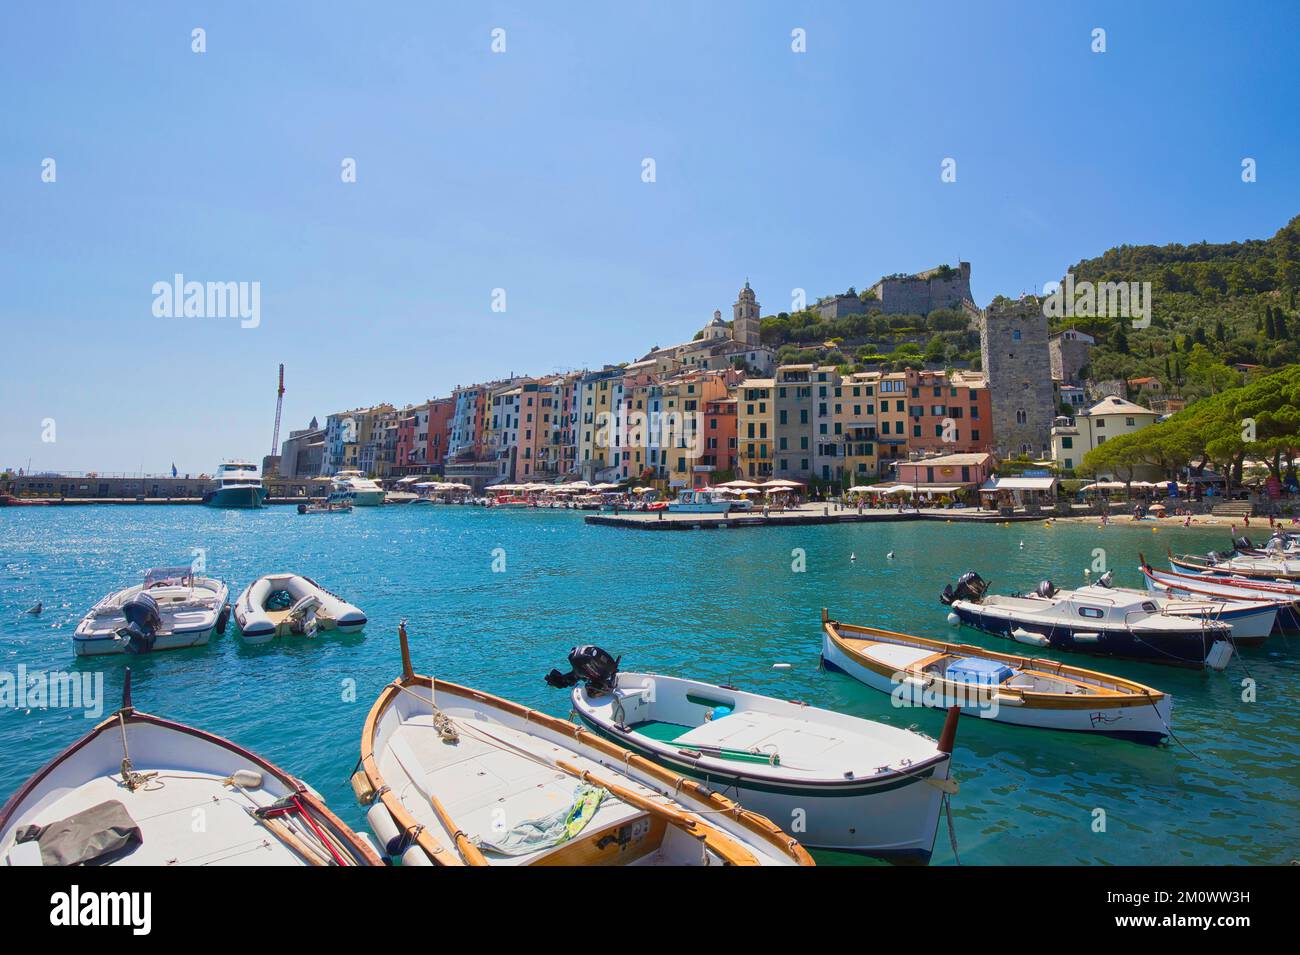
[3, 1, 1298, 474]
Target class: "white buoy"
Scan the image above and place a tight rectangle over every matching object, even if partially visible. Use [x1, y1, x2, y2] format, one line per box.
[772, 663, 792, 670]
[1083, 569, 1091, 576]
[886, 551, 895, 560]
[223, 770, 264, 789]
[850, 552, 856, 562]
[946, 612, 960, 626]
[1019, 541, 1025, 549]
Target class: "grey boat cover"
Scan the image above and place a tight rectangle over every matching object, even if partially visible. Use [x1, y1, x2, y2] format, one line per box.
[15, 799, 142, 865]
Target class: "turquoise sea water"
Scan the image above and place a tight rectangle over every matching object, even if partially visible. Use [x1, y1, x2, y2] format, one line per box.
[2, 505, 1296, 865]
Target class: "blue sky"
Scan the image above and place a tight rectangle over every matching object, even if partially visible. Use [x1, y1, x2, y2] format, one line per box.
[3, 1, 1298, 474]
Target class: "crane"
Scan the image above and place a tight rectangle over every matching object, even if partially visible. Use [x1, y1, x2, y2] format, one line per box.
[270, 363, 285, 455]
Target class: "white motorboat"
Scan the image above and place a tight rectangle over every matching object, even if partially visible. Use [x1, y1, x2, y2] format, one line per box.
[74, 567, 230, 656]
[551, 647, 959, 862]
[202, 460, 267, 508]
[668, 488, 734, 513]
[821, 611, 1173, 745]
[1140, 554, 1300, 630]
[234, 573, 366, 644]
[0, 671, 380, 866]
[327, 469, 385, 506]
[353, 625, 813, 867]
[383, 490, 419, 504]
[941, 572, 1234, 669]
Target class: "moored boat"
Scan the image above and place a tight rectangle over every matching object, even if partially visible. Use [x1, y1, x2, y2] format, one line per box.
[297, 501, 352, 514]
[353, 624, 813, 866]
[74, 566, 230, 656]
[940, 572, 1234, 669]
[668, 488, 735, 513]
[202, 460, 267, 508]
[328, 470, 384, 506]
[1140, 556, 1297, 633]
[0, 671, 380, 866]
[821, 610, 1172, 745]
[234, 573, 366, 643]
[1169, 548, 1300, 581]
[551, 646, 960, 862]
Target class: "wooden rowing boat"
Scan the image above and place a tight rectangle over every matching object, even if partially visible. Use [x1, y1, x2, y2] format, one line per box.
[0, 670, 381, 866]
[822, 610, 1173, 745]
[353, 623, 813, 866]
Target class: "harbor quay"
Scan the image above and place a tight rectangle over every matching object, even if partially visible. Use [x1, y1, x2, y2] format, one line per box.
[585, 503, 1043, 529]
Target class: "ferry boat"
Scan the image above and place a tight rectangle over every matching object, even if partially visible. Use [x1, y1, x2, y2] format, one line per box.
[353, 624, 812, 867]
[668, 488, 734, 513]
[821, 611, 1172, 745]
[0, 671, 380, 866]
[551, 647, 960, 862]
[74, 566, 230, 656]
[327, 470, 385, 506]
[940, 572, 1234, 669]
[202, 461, 266, 508]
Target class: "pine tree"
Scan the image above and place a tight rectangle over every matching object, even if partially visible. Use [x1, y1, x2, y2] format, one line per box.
[1277, 309, 1289, 338]
[1194, 325, 1207, 346]
[1265, 309, 1276, 339]
[1215, 318, 1226, 341]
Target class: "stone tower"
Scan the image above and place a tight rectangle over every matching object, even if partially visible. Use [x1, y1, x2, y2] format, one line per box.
[979, 296, 1055, 458]
[732, 281, 761, 346]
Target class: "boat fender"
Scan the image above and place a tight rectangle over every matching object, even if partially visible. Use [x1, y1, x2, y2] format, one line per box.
[1073, 632, 1102, 644]
[401, 844, 434, 866]
[707, 705, 732, 722]
[1010, 628, 1051, 648]
[947, 612, 961, 626]
[223, 770, 264, 789]
[1205, 641, 1234, 672]
[350, 771, 376, 805]
[216, 605, 231, 633]
[366, 803, 406, 856]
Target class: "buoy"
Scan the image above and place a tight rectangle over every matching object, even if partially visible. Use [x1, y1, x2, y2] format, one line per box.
[1083, 569, 1091, 576]
[1019, 541, 1025, 549]
[850, 552, 856, 562]
[886, 551, 895, 560]
[772, 663, 792, 670]
[946, 612, 960, 626]
[1010, 627, 1051, 647]
[223, 769, 264, 789]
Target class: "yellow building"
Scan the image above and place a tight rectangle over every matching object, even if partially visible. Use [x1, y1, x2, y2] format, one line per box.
[659, 370, 731, 488]
[737, 378, 775, 480]
[834, 373, 880, 482]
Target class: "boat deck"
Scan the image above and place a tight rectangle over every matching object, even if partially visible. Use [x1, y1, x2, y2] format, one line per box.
[5, 770, 305, 866]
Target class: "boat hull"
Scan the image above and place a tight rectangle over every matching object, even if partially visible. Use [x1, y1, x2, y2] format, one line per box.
[667, 502, 733, 513]
[575, 710, 947, 861]
[203, 485, 267, 508]
[73, 619, 221, 656]
[820, 629, 1170, 745]
[949, 601, 1222, 668]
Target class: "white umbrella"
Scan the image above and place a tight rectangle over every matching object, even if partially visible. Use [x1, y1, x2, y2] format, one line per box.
[718, 479, 763, 489]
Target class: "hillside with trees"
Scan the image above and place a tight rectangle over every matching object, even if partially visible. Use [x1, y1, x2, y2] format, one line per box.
[1055, 214, 1300, 396]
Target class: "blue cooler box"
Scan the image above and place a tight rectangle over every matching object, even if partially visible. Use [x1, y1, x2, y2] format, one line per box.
[944, 657, 1014, 685]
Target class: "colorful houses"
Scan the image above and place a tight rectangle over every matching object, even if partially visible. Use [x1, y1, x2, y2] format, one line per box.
[309, 281, 1011, 492]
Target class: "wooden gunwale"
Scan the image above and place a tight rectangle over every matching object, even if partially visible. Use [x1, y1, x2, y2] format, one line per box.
[822, 614, 1165, 711]
[359, 674, 813, 866]
[1, 710, 381, 866]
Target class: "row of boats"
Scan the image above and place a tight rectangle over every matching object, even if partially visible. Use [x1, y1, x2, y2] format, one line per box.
[8, 537, 1286, 867]
[72, 567, 366, 655]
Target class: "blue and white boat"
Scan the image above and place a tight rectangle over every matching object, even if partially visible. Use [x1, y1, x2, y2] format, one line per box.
[203, 461, 267, 508]
[940, 572, 1235, 669]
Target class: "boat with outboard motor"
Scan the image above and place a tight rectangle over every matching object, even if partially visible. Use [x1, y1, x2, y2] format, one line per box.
[297, 501, 352, 514]
[940, 572, 1234, 669]
[202, 460, 266, 508]
[1140, 555, 1298, 632]
[1071, 572, 1278, 644]
[1170, 536, 1300, 581]
[550, 646, 960, 862]
[0, 670, 381, 866]
[74, 567, 230, 656]
[352, 624, 813, 867]
[234, 574, 366, 644]
[820, 611, 1172, 744]
[327, 470, 385, 506]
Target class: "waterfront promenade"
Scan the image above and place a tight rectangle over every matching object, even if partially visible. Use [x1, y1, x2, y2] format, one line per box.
[584, 503, 1043, 530]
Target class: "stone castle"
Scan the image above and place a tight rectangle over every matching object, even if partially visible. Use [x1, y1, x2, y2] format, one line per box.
[818, 262, 973, 319]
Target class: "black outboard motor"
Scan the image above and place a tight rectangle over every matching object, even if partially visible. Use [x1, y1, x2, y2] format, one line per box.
[118, 591, 162, 654]
[545, 646, 621, 695]
[1035, 580, 1058, 599]
[1096, 570, 1115, 588]
[940, 571, 989, 606]
[1233, 536, 1254, 551]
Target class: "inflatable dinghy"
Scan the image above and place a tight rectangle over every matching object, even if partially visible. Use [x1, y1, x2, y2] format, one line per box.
[234, 574, 366, 644]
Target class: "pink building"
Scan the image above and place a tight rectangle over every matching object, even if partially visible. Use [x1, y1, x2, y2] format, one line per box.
[895, 452, 996, 489]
